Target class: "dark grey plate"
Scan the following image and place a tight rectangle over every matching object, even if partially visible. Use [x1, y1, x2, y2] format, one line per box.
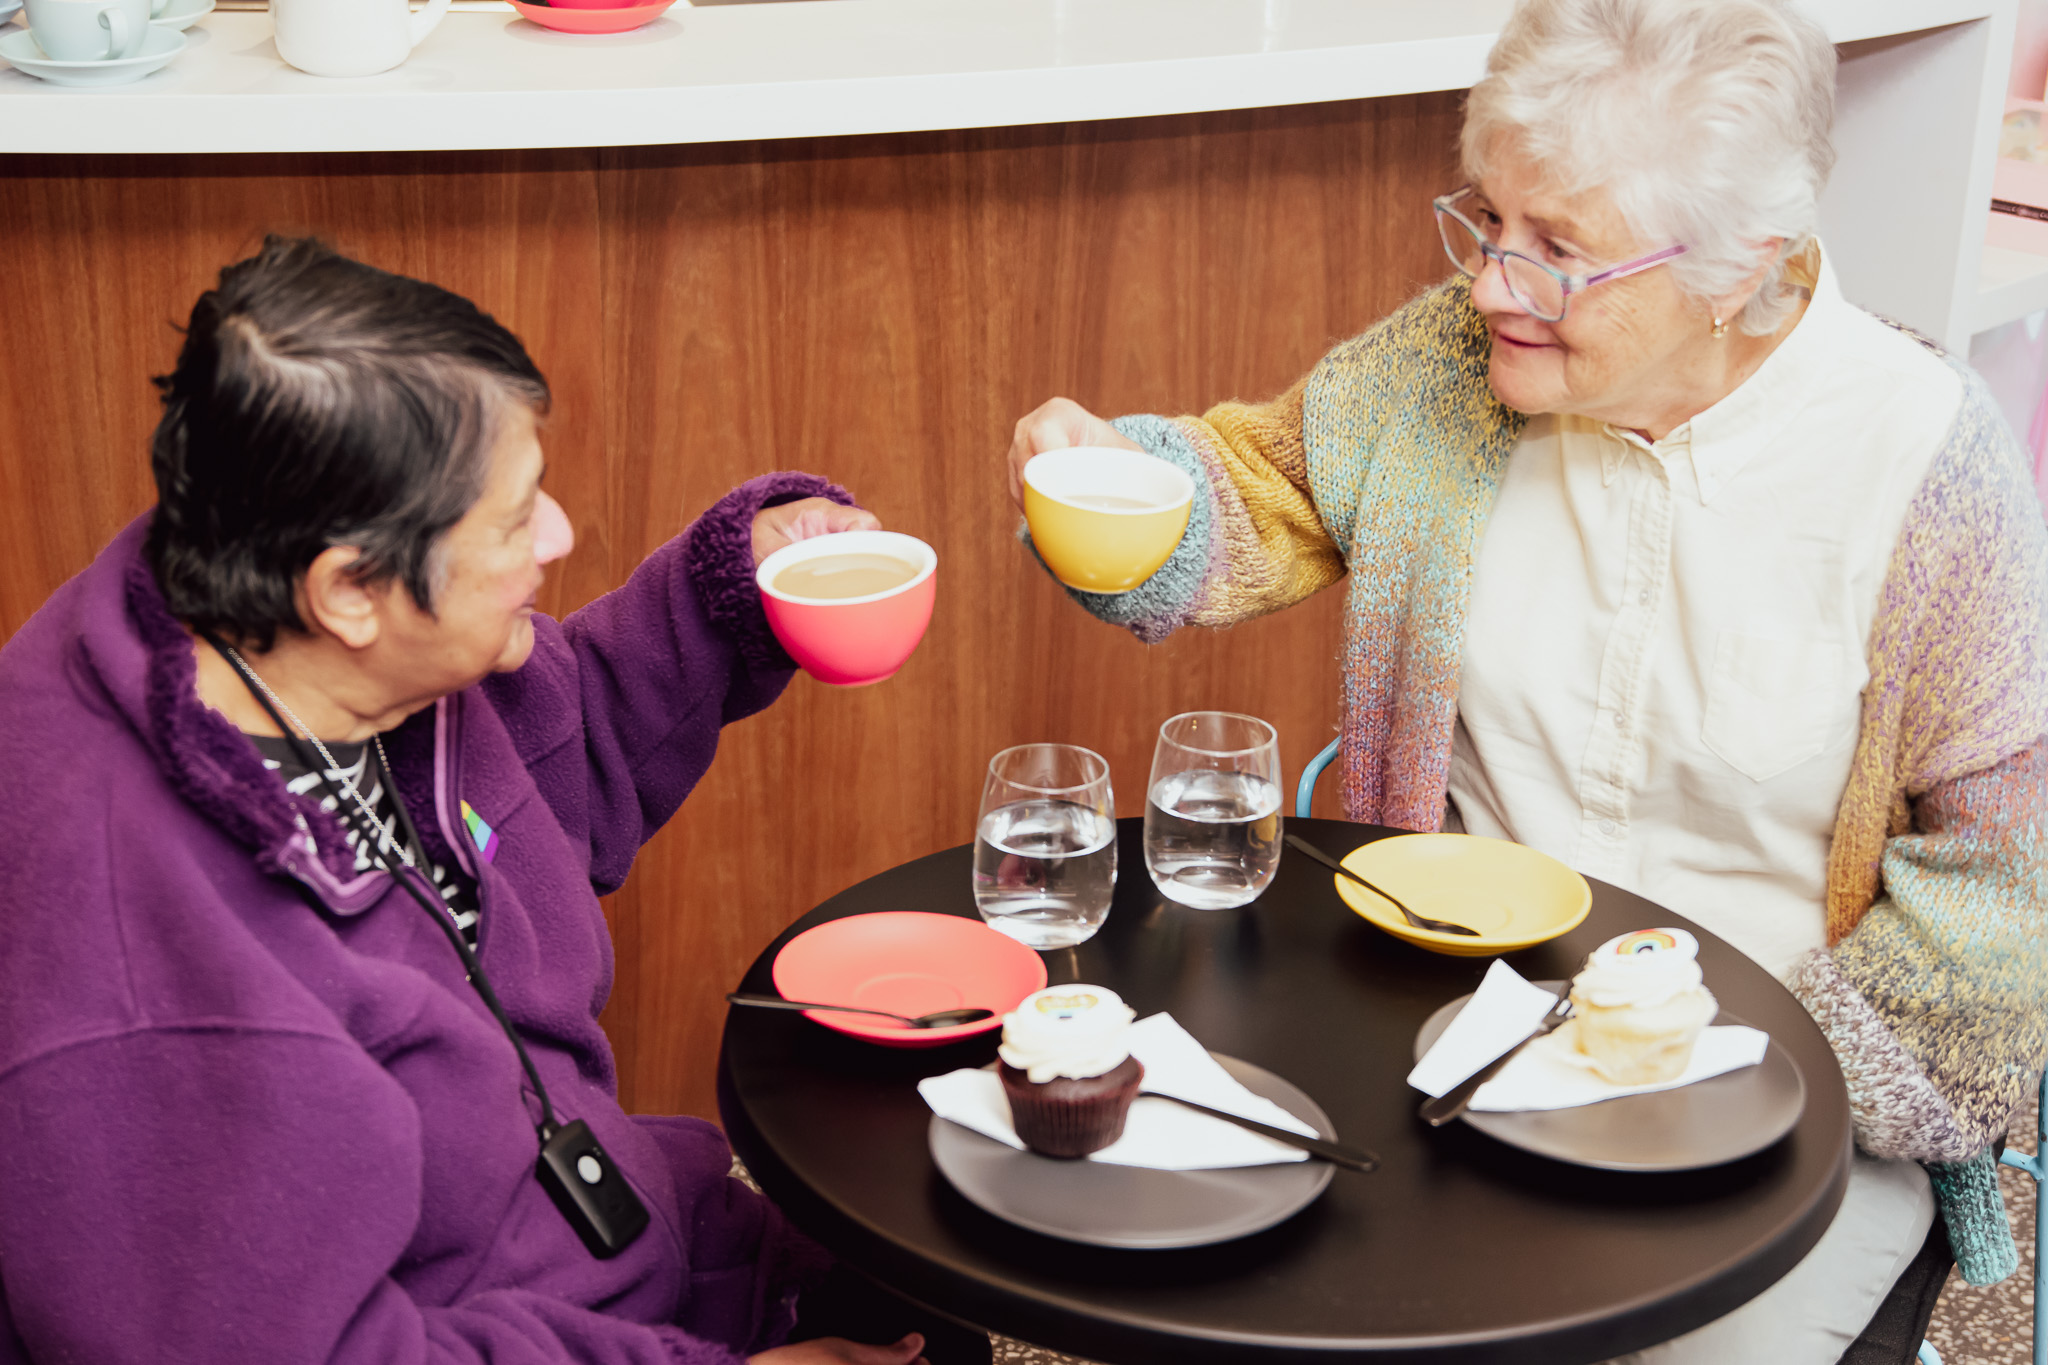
[1413, 983, 1805, 1172]
[928, 1054, 1338, 1248]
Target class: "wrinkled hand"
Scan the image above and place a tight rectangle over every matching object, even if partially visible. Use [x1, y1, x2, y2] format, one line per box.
[750, 1333, 928, 1365]
[1005, 397, 1142, 509]
[751, 497, 883, 566]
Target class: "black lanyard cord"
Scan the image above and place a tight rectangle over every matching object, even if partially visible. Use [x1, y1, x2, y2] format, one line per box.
[203, 633, 564, 1141]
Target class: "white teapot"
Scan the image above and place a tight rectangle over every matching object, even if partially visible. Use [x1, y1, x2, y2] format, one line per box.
[273, 0, 453, 77]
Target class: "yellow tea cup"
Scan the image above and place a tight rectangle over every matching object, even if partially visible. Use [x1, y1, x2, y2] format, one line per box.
[1022, 448, 1195, 594]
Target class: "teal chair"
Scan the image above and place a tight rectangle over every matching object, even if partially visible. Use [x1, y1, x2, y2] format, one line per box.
[1295, 736, 1341, 819]
[1293, 732, 2044, 1365]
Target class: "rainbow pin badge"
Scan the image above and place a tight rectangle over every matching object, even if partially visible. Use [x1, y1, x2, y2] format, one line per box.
[460, 800, 499, 864]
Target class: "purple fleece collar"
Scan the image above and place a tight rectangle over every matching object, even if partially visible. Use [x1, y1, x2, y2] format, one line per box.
[124, 537, 433, 910]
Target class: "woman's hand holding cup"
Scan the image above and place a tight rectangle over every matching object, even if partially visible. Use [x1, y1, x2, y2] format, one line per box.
[1008, 398, 1193, 596]
[751, 497, 883, 566]
[1006, 397, 1142, 509]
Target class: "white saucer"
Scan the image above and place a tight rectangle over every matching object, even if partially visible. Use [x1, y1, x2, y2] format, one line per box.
[0, 24, 183, 84]
[150, 0, 212, 31]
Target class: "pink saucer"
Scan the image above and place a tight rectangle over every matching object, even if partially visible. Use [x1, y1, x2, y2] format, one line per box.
[770, 912, 1047, 1049]
[506, 0, 673, 34]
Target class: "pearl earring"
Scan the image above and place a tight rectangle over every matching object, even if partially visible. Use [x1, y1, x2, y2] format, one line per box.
[1711, 315, 1728, 339]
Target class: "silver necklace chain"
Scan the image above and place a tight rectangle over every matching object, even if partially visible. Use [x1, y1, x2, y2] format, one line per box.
[223, 646, 416, 872]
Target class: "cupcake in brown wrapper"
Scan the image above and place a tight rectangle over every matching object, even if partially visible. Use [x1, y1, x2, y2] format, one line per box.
[999, 1055, 1145, 1158]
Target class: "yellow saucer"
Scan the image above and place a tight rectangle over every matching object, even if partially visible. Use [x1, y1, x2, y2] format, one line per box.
[1334, 834, 1591, 956]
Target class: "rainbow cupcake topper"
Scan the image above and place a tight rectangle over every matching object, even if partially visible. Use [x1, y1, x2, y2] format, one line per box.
[1596, 927, 1699, 962]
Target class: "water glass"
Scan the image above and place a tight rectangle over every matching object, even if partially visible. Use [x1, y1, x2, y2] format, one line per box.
[972, 744, 1117, 950]
[1143, 711, 1283, 909]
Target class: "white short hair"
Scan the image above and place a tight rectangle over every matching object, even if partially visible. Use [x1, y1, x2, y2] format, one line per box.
[1462, 0, 1836, 335]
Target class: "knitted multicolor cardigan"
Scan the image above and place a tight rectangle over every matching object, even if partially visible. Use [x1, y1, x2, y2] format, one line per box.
[1060, 280, 2048, 1286]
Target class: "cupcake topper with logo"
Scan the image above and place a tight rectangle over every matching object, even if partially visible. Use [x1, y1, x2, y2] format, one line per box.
[1000, 985, 1135, 1082]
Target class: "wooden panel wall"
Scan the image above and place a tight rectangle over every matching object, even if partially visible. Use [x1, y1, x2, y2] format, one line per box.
[0, 94, 1462, 1119]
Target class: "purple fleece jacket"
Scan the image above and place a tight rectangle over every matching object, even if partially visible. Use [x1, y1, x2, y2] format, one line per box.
[0, 473, 849, 1365]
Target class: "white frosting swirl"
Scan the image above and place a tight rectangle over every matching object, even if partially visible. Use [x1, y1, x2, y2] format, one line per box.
[997, 986, 1135, 1082]
[1573, 928, 1705, 1009]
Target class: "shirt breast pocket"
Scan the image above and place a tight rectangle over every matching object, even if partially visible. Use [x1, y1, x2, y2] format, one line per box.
[1701, 631, 1849, 783]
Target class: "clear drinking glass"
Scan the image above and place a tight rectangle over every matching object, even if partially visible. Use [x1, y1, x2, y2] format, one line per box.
[1143, 711, 1284, 909]
[972, 744, 1118, 949]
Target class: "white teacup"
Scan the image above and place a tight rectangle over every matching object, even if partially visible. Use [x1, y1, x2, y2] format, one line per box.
[272, 0, 453, 77]
[25, 0, 152, 60]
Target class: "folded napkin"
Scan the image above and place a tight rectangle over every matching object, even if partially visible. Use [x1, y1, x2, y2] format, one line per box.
[918, 1013, 1314, 1168]
[1407, 960, 1769, 1112]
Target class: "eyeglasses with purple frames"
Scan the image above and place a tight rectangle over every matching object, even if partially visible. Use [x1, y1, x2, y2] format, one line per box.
[1432, 186, 1687, 323]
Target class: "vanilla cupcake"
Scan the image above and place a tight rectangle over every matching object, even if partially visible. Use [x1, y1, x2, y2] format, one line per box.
[997, 986, 1144, 1158]
[1567, 929, 1718, 1085]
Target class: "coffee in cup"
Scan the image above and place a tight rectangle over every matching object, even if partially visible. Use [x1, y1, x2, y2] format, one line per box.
[771, 552, 921, 601]
[755, 530, 937, 686]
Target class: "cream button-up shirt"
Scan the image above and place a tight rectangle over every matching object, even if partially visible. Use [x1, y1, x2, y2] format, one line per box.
[1446, 249, 1963, 979]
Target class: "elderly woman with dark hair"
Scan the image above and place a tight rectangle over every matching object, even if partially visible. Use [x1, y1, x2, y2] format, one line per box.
[1006, 0, 2045, 1360]
[0, 238, 953, 1365]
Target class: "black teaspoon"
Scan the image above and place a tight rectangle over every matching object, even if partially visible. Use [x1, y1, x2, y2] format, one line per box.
[1283, 834, 1483, 937]
[725, 993, 996, 1029]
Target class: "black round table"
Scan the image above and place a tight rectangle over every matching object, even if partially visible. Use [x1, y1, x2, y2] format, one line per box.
[718, 818, 1852, 1364]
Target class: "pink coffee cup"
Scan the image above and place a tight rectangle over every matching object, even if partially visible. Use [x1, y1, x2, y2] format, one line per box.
[755, 530, 937, 686]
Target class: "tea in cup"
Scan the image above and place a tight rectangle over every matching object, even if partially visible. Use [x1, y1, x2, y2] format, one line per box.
[26, 0, 151, 60]
[1022, 448, 1195, 594]
[756, 530, 936, 686]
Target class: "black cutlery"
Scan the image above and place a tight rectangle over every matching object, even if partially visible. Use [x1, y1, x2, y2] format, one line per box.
[1417, 985, 1576, 1126]
[1284, 833, 1483, 936]
[725, 993, 995, 1028]
[1139, 1088, 1380, 1172]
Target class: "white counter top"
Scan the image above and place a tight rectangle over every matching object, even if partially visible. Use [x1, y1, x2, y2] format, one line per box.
[0, 0, 1997, 156]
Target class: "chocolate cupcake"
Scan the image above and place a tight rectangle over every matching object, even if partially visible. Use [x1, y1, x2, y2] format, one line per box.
[996, 986, 1144, 1159]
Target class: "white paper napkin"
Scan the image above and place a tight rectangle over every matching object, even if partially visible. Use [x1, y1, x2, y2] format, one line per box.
[1406, 960, 1770, 1112]
[918, 1013, 1315, 1168]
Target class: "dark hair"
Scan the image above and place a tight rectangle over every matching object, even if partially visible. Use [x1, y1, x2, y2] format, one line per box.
[146, 235, 550, 650]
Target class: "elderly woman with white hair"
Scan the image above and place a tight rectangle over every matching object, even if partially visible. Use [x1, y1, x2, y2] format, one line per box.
[1004, 0, 2046, 1359]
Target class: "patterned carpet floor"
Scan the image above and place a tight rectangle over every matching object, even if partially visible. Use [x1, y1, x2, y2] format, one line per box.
[1922, 1111, 2038, 1365]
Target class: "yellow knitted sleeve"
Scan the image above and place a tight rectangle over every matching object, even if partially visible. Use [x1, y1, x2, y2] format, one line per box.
[1171, 377, 1348, 628]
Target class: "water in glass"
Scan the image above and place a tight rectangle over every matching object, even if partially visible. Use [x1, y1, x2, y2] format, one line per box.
[972, 799, 1117, 949]
[1142, 711, 1282, 910]
[971, 743, 1116, 949]
[1144, 770, 1282, 909]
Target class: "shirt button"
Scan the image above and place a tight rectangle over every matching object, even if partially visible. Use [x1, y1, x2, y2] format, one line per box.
[1598, 819, 1618, 836]
[1638, 589, 1650, 605]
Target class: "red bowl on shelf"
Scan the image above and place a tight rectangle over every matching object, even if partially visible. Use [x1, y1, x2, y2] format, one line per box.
[507, 0, 675, 33]
[769, 911, 1047, 1049]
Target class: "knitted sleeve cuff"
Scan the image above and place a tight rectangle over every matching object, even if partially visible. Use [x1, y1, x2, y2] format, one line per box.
[681, 472, 858, 674]
[1013, 416, 1215, 645]
[1926, 1150, 2023, 1286]
[1785, 947, 1981, 1162]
